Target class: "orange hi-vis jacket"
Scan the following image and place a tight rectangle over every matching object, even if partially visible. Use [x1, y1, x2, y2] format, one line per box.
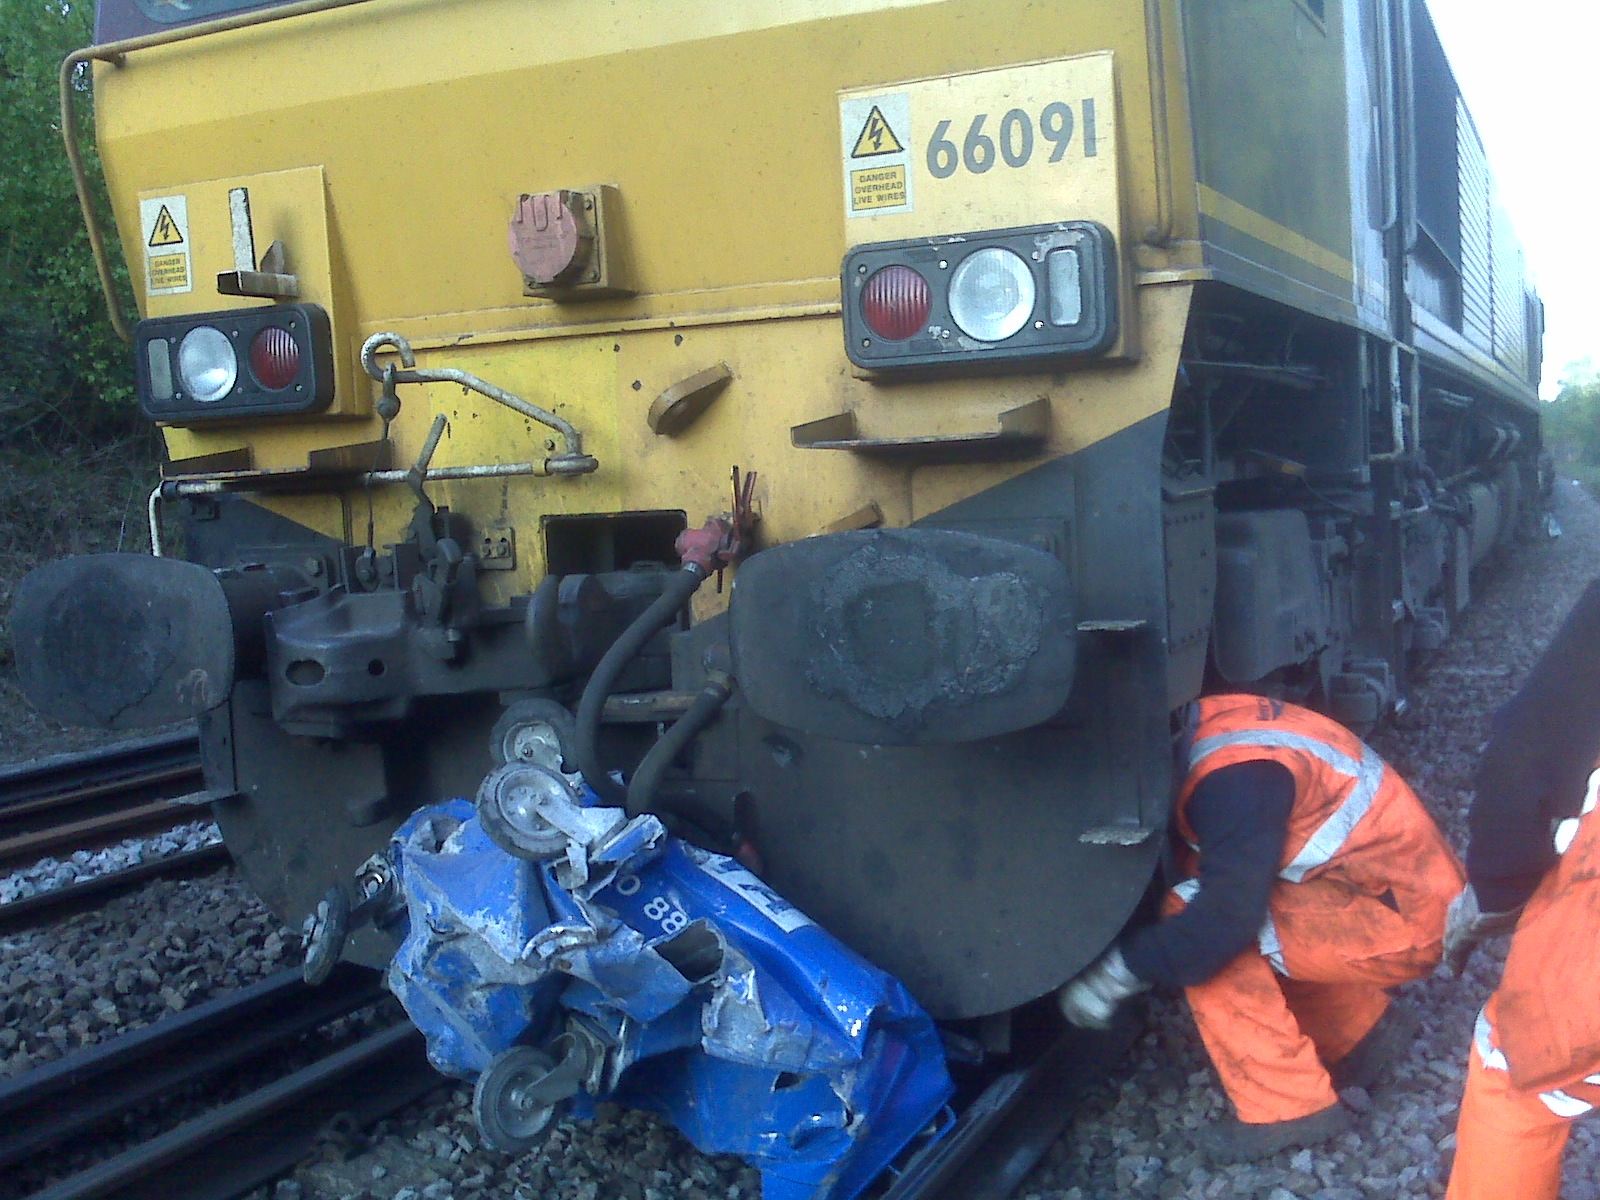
[1176, 695, 1464, 980]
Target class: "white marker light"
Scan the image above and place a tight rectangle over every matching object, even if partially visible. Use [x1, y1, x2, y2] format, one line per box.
[176, 326, 237, 403]
[948, 248, 1035, 342]
[1047, 247, 1084, 326]
[145, 339, 173, 401]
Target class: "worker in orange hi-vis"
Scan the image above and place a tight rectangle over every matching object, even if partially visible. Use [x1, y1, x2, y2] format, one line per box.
[1057, 693, 1465, 1164]
[1445, 579, 1600, 1200]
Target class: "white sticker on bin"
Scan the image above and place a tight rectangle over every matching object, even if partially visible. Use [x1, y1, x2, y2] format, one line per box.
[697, 854, 815, 933]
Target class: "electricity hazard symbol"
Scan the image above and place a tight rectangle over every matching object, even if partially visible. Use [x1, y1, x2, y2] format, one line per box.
[839, 92, 913, 218]
[851, 106, 904, 157]
[139, 194, 192, 297]
[147, 205, 184, 247]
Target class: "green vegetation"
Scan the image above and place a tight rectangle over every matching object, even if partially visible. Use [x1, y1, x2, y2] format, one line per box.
[1544, 359, 1600, 497]
[0, 2, 157, 756]
[0, 0, 141, 447]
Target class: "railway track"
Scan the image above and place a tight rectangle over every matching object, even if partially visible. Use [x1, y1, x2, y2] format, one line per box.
[3, 975, 1126, 1200]
[3, 965, 443, 1200]
[0, 727, 229, 928]
[885, 1016, 1141, 1200]
[0, 734, 1135, 1200]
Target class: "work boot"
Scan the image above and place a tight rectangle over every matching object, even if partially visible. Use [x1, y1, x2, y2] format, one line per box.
[1328, 1004, 1421, 1092]
[1196, 1103, 1353, 1165]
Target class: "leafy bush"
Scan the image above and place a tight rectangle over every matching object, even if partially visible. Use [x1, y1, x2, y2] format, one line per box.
[0, 3, 160, 756]
[1545, 359, 1600, 497]
[0, 0, 140, 448]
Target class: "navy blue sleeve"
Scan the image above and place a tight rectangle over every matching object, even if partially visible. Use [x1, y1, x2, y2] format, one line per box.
[1119, 759, 1295, 988]
[1469, 576, 1600, 913]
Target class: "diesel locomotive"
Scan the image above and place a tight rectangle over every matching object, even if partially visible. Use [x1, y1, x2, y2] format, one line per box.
[18, 0, 1542, 1030]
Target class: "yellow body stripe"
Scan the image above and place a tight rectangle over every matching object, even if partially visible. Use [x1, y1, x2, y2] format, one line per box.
[1197, 183, 1354, 283]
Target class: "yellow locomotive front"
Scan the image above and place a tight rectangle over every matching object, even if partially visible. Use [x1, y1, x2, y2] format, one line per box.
[35, 0, 1199, 1025]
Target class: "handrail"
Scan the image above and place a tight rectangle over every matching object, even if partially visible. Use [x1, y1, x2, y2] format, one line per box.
[59, 0, 374, 343]
[1143, 0, 1176, 247]
[360, 331, 598, 476]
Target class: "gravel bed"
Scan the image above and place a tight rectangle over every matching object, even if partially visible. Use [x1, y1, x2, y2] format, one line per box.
[0, 818, 222, 905]
[1016, 478, 1600, 1200]
[0, 867, 296, 1084]
[9, 485, 1597, 1200]
[0, 865, 314, 1200]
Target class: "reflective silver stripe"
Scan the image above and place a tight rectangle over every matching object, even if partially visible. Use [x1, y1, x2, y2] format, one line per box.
[1474, 1007, 1509, 1072]
[1190, 728, 1364, 777]
[1540, 1090, 1594, 1118]
[1189, 730, 1386, 883]
[1551, 769, 1600, 855]
[1281, 746, 1386, 882]
[1258, 912, 1288, 976]
[1167, 878, 1288, 975]
[1479, 1009, 1595, 1116]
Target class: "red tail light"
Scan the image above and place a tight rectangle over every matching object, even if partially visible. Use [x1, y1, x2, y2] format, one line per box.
[861, 265, 932, 341]
[249, 326, 301, 390]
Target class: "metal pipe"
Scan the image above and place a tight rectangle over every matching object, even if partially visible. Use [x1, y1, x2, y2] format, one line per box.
[407, 413, 449, 500]
[158, 459, 584, 500]
[360, 332, 594, 473]
[574, 566, 708, 807]
[1370, 343, 1410, 462]
[367, 461, 561, 482]
[146, 485, 165, 557]
[60, 0, 376, 343]
[625, 672, 733, 819]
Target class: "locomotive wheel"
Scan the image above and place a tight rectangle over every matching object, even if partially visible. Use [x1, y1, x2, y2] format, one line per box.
[490, 698, 577, 772]
[472, 1046, 560, 1152]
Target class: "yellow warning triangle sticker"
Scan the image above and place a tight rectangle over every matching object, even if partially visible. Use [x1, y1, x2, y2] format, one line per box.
[851, 106, 904, 158]
[148, 205, 184, 248]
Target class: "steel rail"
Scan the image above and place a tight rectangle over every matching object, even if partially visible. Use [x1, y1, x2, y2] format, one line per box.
[0, 733, 207, 872]
[0, 843, 231, 933]
[23, 1022, 438, 1200]
[0, 762, 201, 823]
[0, 799, 198, 868]
[0, 729, 219, 927]
[0, 966, 381, 1170]
[13, 968, 442, 1200]
[0, 728, 199, 810]
[883, 1013, 1141, 1200]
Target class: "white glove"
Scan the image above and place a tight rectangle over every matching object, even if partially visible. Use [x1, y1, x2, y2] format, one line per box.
[1057, 947, 1150, 1029]
[1441, 884, 1521, 977]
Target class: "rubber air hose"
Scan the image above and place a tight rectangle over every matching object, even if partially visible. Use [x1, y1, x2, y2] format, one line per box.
[574, 563, 708, 806]
[625, 671, 733, 819]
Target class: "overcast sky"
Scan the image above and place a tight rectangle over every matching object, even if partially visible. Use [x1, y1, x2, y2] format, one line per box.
[1426, 0, 1600, 397]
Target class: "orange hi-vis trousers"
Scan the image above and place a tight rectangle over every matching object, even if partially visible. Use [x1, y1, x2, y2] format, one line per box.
[1446, 759, 1600, 1200]
[1168, 879, 1444, 1125]
[1446, 998, 1600, 1200]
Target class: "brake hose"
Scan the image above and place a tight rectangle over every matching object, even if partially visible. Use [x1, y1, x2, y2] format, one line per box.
[573, 563, 709, 806]
[625, 671, 733, 818]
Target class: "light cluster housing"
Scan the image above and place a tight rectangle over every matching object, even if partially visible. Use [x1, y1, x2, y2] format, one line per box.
[842, 220, 1118, 371]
